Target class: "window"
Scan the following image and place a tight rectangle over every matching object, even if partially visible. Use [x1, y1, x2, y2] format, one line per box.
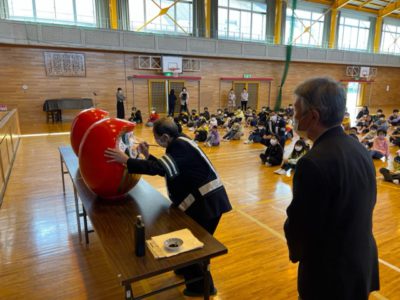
[380, 22, 400, 55]
[285, 8, 324, 47]
[7, 0, 96, 26]
[337, 16, 370, 51]
[218, 0, 267, 42]
[129, 0, 193, 35]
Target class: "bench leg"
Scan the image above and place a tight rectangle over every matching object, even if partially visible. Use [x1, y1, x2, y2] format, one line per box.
[73, 186, 82, 242]
[124, 284, 134, 300]
[203, 259, 210, 300]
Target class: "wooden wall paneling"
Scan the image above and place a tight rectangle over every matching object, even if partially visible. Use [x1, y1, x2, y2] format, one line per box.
[1, 45, 400, 134]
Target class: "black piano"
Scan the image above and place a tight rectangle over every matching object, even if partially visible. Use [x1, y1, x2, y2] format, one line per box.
[43, 98, 94, 122]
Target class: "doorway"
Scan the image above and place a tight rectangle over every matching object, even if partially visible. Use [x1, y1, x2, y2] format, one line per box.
[345, 82, 364, 125]
[149, 80, 186, 114]
[233, 82, 259, 110]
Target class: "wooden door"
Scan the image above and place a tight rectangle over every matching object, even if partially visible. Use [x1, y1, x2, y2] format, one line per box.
[149, 80, 167, 113]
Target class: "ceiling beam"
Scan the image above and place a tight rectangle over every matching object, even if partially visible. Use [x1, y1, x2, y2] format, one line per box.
[379, 0, 400, 17]
[359, 0, 375, 9]
[334, 0, 352, 9]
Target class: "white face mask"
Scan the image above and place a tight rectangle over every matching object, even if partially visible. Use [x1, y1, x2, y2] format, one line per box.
[295, 146, 303, 152]
[270, 139, 278, 146]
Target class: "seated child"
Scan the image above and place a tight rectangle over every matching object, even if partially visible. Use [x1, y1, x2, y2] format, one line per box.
[209, 116, 218, 128]
[178, 112, 189, 124]
[145, 109, 159, 127]
[222, 119, 243, 141]
[215, 109, 224, 126]
[389, 126, 400, 146]
[342, 112, 351, 132]
[375, 115, 389, 132]
[204, 125, 220, 147]
[259, 135, 283, 166]
[369, 129, 389, 161]
[361, 125, 378, 148]
[173, 117, 183, 133]
[274, 139, 308, 176]
[244, 122, 266, 144]
[128, 107, 136, 122]
[388, 109, 400, 126]
[203, 107, 210, 121]
[194, 120, 208, 142]
[349, 127, 359, 141]
[379, 150, 400, 185]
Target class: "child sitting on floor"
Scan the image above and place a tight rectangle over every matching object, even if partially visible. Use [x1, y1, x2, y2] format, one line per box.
[145, 109, 159, 127]
[244, 122, 266, 144]
[274, 139, 308, 176]
[194, 120, 208, 142]
[204, 125, 220, 147]
[222, 119, 243, 141]
[370, 129, 389, 161]
[259, 134, 283, 167]
[379, 150, 400, 185]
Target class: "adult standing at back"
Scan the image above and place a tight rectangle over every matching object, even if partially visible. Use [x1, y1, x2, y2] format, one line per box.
[168, 89, 177, 116]
[284, 77, 379, 300]
[116, 87, 126, 119]
[179, 87, 189, 113]
[227, 88, 236, 112]
[240, 88, 248, 111]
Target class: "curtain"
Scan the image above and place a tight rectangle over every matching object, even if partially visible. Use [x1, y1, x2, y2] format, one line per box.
[0, 0, 9, 19]
[95, 0, 110, 28]
[117, 0, 129, 30]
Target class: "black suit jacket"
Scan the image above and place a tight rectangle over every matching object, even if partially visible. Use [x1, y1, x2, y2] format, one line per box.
[284, 126, 379, 300]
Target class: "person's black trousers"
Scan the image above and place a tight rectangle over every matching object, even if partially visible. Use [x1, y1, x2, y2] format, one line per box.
[117, 101, 125, 119]
[180, 215, 221, 293]
[168, 103, 175, 116]
[241, 101, 247, 111]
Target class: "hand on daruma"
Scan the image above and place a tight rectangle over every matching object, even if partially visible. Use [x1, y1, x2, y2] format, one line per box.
[70, 108, 109, 156]
[78, 118, 141, 200]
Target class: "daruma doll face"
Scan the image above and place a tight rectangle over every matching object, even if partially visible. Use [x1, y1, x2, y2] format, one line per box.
[70, 108, 109, 156]
[78, 118, 141, 200]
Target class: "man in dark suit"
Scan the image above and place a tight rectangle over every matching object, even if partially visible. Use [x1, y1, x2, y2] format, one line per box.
[284, 77, 379, 300]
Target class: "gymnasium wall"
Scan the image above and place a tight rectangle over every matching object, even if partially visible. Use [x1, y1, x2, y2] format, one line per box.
[0, 45, 400, 134]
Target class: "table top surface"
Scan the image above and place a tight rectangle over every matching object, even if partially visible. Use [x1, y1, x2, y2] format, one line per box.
[59, 146, 228, 285]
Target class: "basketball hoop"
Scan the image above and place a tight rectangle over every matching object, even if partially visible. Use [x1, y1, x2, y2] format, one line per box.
[170, 68, 179, 78]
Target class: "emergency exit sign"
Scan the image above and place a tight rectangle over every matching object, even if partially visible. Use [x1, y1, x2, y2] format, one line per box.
[243, 74, 252, 78]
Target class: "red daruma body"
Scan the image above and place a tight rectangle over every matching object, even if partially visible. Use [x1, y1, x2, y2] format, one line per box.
[70, 108, 109, 156]
[79, 118, 141, 200]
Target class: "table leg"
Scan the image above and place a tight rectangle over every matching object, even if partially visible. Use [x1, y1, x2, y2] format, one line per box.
[124, 284, 134, 300]
[203, 259, 210, 300]
[82, 204, 89, 245]
[73, 186, 82, 242]
[60, 153, 66, 194]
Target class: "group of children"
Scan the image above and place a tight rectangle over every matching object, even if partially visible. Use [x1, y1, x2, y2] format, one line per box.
[128, 104, 400, 184]
[344, 106, 400, 184]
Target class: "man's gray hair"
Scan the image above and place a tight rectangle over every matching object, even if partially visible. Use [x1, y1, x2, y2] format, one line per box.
[153, 117, 179, 138]
[295, 77, 346, 128]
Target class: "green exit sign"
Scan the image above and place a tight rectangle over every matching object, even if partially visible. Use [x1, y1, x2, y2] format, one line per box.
[243, 74, 252, 78]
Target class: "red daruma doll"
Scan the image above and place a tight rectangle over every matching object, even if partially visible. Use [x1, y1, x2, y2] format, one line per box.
[78, 118, 141, 199]
[70, 108, 109, 156]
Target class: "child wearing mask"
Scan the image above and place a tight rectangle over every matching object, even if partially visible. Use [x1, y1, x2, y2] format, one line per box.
[379, 150, 400, 185]
[204, 125, 220, 147]
[194, 120, 208, 142]
[222, 119, 243, 141]
[259, 135, 283, 166]
[244, 122, 266, 144]
[361, 125, 378, 148]
[370, 129, 389, 161]
[146, 109, 159, 127]
[274, 139, 308, 176]
[389, 126, 400, 146]
[342, 112, 351, 132]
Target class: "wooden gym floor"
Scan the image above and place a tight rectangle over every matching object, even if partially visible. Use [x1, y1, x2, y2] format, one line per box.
[0, 123, 399, 300]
